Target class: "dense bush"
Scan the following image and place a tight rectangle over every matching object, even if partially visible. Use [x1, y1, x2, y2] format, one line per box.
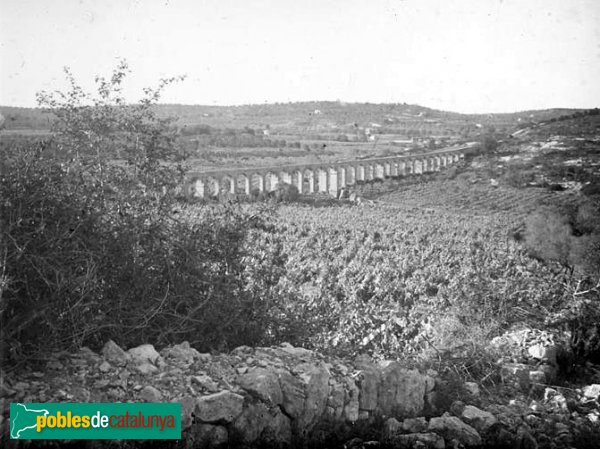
[524, 210, 573, 270]
[503, 166, 537, 188]
[0, 63, 286, 364]
[273, 183, 300, 202]
[582, 179, 600, 197]
[525, 203, 600, 362]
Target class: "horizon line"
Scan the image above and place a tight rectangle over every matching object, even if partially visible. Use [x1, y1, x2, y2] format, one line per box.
[0, 100, 592, 118]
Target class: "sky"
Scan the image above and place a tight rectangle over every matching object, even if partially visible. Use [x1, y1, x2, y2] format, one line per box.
[1, 0, 599, 113]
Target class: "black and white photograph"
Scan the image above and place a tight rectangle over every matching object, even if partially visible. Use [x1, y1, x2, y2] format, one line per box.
[1, 0, 599, 447]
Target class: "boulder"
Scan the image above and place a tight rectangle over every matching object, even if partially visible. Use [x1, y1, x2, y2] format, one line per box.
[231, 402, 270, 443]
[139, 385, 162, 402]
[460, 405, 498, 432]
[135, 362, 158, 375]
[237, 367, 283, 405]
[297, 362, 330, 428]
[161, 341, 201, 364]
[277, 369, 306, 419]
[428, 414, 482, 446]
[354, 356, 380, 411]
[128, 344, 160, 365]
[379, 362, 427, 418]
[402, 416, 428, 433]
[192, 375, 219, 393]
[102, 340, 130, 367]
[195, 390, 245, 424]
[98, 361, 112, 373]
[382, 417, 402, 440]
[528, 343, 557, 365]
[582, 384, 600, 400]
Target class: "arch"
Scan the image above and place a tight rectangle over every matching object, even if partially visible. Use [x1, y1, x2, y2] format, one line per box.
[384, 162, 392, 177]
[357, 165, 366, 182]
[206, 176, 220, 197]
[293, 170, 303, 194]
[328, 166, 339, 196]
[279, 171, 292, 186]
[337, 166, 347, 189]
[251, 173, 265, 193]
[398, 161, 406, 176]
[188, 177, 205, 198]
[304, 169, 315, 193]
[440, 155, 447, 168]
[317, 167, 328, 193]
[265, 171, 279, 191]
[237, 174, 250, 195]
[346, 166, 356, 185]
[221, 175, 235, 194]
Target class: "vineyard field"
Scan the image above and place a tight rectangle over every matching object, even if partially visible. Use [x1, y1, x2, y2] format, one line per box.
[185, 178, 570, 361]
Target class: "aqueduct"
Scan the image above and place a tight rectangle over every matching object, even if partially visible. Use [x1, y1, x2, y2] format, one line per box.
[186, 146, 472, 199]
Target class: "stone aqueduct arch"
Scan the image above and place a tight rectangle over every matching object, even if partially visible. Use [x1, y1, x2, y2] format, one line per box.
[187, 147, 468, 199]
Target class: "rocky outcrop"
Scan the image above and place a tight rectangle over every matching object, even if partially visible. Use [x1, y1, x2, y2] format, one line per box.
[491, 328, 563, 391]
[0, 341, 436, 448]
[3, 339, 600, 448]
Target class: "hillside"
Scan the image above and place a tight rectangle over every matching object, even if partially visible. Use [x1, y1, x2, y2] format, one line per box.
[0, 102, 579, 133]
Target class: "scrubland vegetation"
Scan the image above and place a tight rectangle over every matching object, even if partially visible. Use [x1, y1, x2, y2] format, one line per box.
[1, 66, 599, 392]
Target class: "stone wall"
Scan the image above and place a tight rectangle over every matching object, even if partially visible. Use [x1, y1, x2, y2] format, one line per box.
[6, 335, 596, 448]
[0, 340, 436, 448]
[168, 343, 436, 447]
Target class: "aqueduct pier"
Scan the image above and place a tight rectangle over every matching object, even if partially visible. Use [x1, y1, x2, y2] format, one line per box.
[186, 144, 476, 198]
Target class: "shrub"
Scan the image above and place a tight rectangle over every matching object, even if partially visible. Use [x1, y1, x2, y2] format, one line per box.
[274, 183, 300, 202]
[582, 180, 600, 197]
[0, 63, 286, 364]
[574, 201, 600, 235]
[503, 167, 536, 188]
[525, 205, 600, 362]
[524, 209, 573, 271]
